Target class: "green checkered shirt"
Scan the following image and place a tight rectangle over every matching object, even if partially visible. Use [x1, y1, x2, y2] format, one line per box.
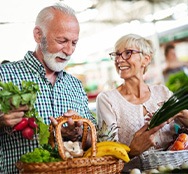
[0, 51, 96, 174]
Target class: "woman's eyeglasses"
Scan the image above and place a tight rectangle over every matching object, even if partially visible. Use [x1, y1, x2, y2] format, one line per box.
[109, 49, 143, 61]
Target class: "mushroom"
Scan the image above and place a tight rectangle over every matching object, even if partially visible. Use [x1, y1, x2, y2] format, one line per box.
[64, 141, 84, 158]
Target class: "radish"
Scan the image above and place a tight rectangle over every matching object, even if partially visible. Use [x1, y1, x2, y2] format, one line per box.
[28, 117, 38, 129]
[22, 127, 34, 140]
[13, 118, 28, 131]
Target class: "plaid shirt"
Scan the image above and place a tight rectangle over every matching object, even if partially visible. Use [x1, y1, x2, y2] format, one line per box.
[0, 51, 96, 174]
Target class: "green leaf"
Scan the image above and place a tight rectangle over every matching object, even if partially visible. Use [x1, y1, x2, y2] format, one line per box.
[38, 122, 50, 145]
[21, 93, 33, 105]
[0, 90, 12, 96]
[11, 94, 22, 108]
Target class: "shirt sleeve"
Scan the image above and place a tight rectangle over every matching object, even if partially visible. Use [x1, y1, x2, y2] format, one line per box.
[96, 92, 119, 141]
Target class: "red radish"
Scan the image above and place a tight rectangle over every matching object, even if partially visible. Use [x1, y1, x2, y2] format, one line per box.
[28, 117, 38, 129]
[22, 127, 34, 140]
[13, 118, 28, 131]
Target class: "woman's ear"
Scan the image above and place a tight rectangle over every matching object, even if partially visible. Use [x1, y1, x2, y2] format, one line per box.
[143, 54, 151, 67]
[33, 26, 43, 43]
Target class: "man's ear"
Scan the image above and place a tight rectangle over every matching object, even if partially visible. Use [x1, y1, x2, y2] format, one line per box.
[33, 26, 43, 43]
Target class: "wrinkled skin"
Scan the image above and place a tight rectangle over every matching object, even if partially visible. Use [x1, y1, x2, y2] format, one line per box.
[50, 110, 83, 142]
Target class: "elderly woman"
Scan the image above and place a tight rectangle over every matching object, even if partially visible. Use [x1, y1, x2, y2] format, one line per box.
[96, 34, 188, 158]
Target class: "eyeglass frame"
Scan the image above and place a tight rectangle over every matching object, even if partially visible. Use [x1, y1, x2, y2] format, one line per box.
[109, 49, 143, 61]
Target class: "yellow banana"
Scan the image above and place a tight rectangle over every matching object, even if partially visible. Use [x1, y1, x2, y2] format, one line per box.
[84, 141, 130, 163]
[96, 141, 130, 152]
[84, 141, 130, 157]
[84, 147, 92, 157]
[87, 145, 130, 163]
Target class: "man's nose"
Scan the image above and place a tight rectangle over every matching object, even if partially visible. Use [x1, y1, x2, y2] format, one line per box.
[62, 42, 75, 56]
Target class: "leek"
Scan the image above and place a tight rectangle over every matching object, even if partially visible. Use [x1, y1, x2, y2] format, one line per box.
[148, 86, 188, 129]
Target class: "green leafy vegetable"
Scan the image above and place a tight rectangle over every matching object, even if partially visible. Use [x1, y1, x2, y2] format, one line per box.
[149, 86, 188, 129]
[166, 71, 188, 92]
[20, 147, 61, 163]
[0, 81, 49, 145]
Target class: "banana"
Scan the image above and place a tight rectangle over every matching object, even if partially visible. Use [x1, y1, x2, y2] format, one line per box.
[98, 145, 130, 163]
[96, 141, 130, 152]
[84, 141, 130, 157]
[84, 141, 130, 163]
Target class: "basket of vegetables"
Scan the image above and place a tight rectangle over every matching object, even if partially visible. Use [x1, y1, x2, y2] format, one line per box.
[16, 115, 130, 174]
[140, 86, 188, 171]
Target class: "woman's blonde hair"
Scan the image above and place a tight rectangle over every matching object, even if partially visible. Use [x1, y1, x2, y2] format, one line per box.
[114, 34, 155, 73]
[115, 34, 155, 59]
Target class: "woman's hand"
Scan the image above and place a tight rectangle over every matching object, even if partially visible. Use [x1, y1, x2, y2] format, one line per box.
[129, 122, 166, 157]
[175, 110, 188, 127]
[49, 110, 83, 142]
[0, 105, 29, 128]
[167, 110, 188, 127]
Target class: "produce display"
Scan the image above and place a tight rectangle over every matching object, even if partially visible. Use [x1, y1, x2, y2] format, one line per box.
[166, 71, 188, 92]
[0, 81, 49, 144]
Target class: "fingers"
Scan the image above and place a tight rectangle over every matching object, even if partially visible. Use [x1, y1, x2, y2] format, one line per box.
[49, 111, 83, 142]
[148, 121, 166, 134]
[0, 111, 24, 127]
[63, 110, 78, 116]
[49, 116, 58, 126]
[67, 118, 83, 129]
[10, 105, 29, 112]
[135, 123, 149, 136]
[76, 120, 83, 127]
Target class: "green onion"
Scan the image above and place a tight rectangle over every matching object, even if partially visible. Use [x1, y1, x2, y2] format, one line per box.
[148, 86, 188, 129]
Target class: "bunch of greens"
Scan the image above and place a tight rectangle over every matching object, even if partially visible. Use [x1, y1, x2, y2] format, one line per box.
[166, 71, 188, 92]
[20, 146, 61, 163]
[149, 86, 188, 129]
[0, 81, 49, 145]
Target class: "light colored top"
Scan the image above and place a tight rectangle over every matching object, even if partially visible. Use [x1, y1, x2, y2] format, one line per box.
[96, 84, 175, 150]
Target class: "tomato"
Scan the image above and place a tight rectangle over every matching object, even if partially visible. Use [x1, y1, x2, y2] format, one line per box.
[177, 133, 188, 142]
[171, 140, 185, 151]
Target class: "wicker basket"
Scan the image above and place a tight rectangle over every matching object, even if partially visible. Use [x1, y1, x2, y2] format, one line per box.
[16, 115, 124, 174]
[140, 149, 188, 171]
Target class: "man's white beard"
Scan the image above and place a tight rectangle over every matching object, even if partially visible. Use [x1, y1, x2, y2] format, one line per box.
[40, 36, 71, 72]
[43, 52, 70, 72]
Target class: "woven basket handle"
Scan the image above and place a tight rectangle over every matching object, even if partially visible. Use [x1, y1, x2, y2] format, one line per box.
[49, 115, 97, 160]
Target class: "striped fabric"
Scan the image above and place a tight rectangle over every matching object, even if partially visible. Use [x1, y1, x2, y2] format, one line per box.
[0, 51, 96, 174]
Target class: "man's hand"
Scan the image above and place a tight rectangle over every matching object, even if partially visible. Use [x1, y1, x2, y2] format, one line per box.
[0, 105, 29, 128]
[49, 110, 83, 142]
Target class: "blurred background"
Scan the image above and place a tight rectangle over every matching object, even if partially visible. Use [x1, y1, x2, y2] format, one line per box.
[1, 0, 188, 110]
